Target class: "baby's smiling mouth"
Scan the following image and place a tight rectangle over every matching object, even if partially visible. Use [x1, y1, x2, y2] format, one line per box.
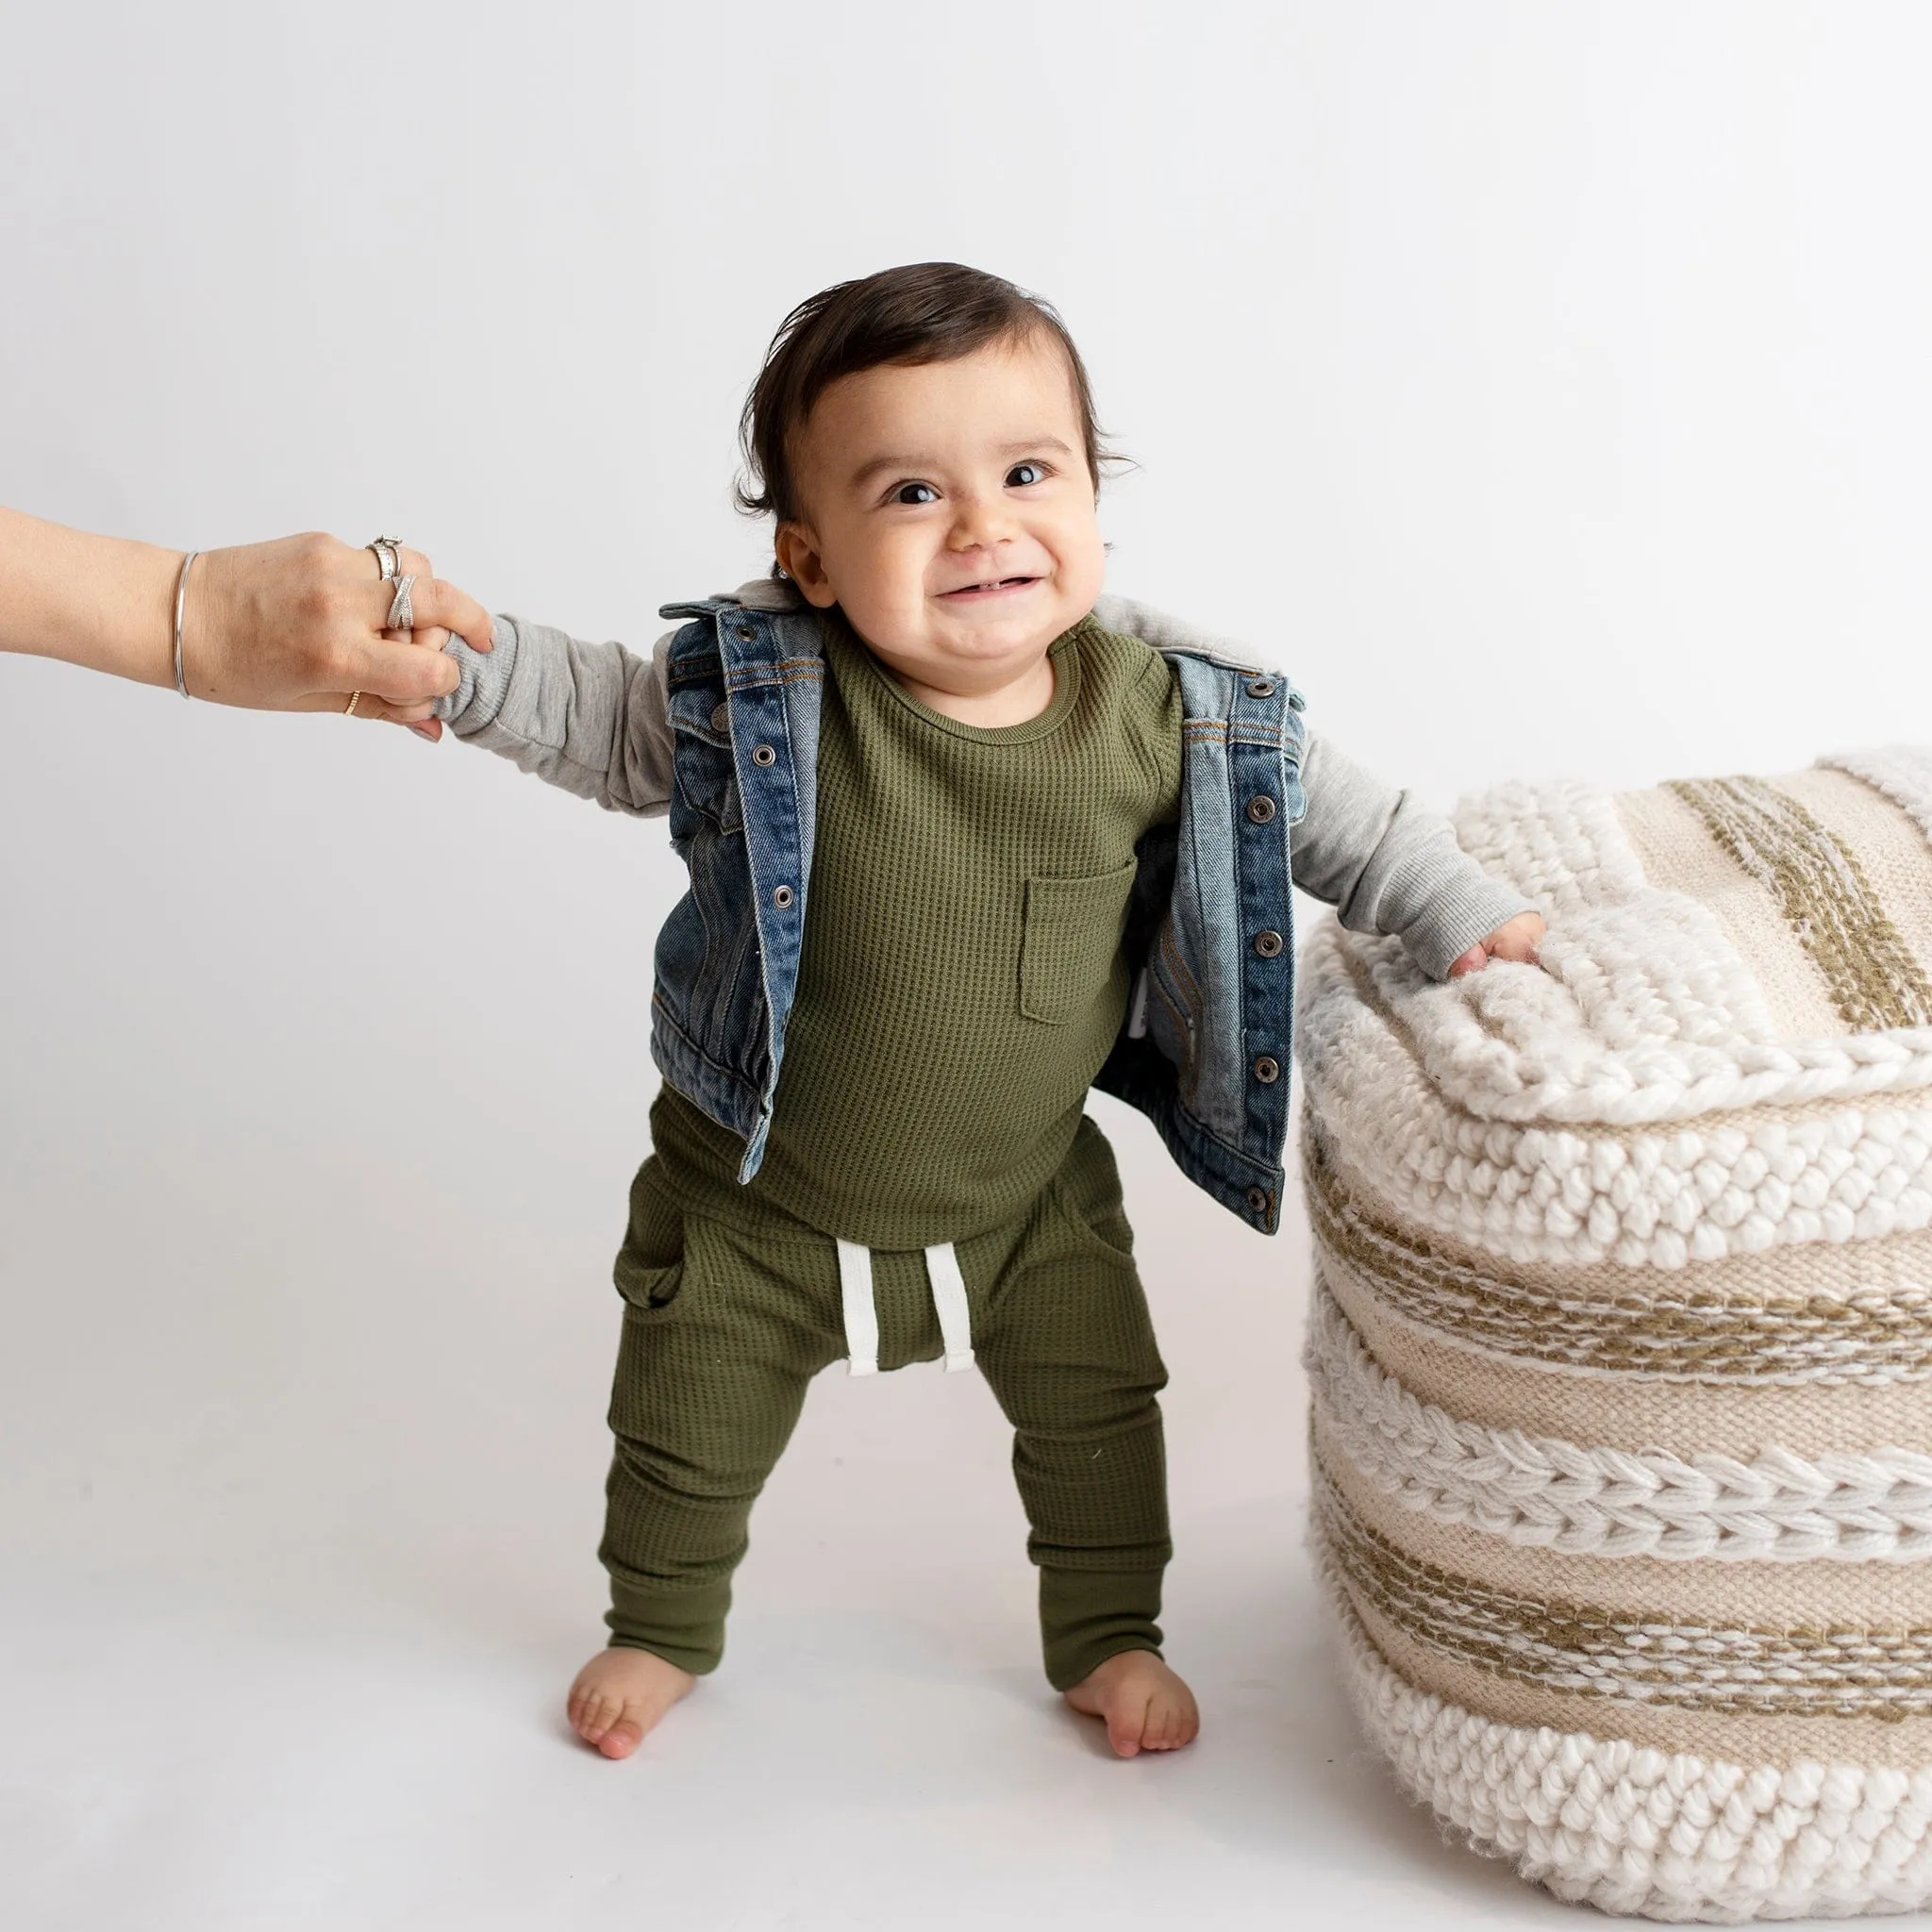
[939, 575, 1041, 599]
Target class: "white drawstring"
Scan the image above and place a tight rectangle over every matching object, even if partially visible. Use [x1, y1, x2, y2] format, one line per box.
[835, 1239, 974, 1375]
[837, 1239, 878, 1377]
[924, 1242, 974, 1373]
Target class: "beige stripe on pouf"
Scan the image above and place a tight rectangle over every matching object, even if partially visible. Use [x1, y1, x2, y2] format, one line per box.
[1307, 1130, 1932, 1386]
[1320, 1261, 1932, 1458]
[1667, 775, 1932, 1035]
[1316, 1458, 1932, 1740]
[1780, 768, 1932, 979]
[1619, 783, 1845, 1040]
[1314, 1425, 1932, 1636]
[1323, 1555, 1932, 1772]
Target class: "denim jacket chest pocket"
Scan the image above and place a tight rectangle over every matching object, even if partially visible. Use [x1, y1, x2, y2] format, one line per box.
[665, 682, 744, 835]
[1019, 858, 1140, 1024]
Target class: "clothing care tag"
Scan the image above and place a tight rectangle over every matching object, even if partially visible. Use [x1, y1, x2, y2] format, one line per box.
[1126, 967, 1150, 1041]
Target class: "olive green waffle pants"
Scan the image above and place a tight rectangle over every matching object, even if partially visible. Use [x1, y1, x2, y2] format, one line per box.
[600, 1115, 1171, 1691]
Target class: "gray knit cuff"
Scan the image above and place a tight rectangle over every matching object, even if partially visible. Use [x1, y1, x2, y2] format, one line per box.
[434, 613, 519, 731]
[1401, 874, 1542, 981]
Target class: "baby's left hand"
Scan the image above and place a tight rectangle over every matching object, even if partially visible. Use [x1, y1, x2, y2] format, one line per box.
[1447, 911, 1547, 978]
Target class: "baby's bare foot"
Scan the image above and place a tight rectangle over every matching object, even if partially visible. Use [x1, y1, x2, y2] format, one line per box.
[1062, 1649, 1200, 1758]
[566, 1645, 694, 1758]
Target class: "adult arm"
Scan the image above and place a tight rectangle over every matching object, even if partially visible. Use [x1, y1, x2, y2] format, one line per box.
[0, 510, 492, 720]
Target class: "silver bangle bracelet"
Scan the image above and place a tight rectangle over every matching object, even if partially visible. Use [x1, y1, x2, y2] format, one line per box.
[173, 549, 199, 700]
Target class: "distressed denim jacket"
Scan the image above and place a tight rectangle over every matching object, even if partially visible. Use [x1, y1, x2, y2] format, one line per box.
[436, 584, 1532, 1237]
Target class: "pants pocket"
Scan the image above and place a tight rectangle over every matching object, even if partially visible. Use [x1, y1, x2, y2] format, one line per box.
[1044, 1116, 1137, 1264]
[612, 1156, 687, 1313]
[1020, 858, 1139, 1024]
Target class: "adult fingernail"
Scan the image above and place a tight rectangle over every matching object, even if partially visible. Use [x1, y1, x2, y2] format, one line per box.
[408, 723, 437, 741]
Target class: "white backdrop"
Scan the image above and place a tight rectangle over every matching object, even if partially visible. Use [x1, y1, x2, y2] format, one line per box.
[4, 6, 1929, 1929]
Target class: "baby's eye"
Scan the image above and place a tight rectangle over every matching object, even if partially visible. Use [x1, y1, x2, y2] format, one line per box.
[892, 481, 939, 506]
[1006, 461, 1046, 488]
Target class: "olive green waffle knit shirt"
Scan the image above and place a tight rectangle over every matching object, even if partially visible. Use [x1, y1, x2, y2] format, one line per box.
[654, 611, 1185, 1249]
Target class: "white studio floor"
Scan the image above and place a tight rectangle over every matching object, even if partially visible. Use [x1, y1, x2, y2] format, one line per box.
[1, 1107, 1582, 1932]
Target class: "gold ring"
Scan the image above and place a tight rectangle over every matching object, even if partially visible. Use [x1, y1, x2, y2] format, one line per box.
[344, 691, 363, 717]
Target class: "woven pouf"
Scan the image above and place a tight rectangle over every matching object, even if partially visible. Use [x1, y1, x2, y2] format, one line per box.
[1298, 747, 1932, 1923]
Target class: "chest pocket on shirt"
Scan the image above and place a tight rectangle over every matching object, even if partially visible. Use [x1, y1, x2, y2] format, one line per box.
[1020, 858, 1140, 1024]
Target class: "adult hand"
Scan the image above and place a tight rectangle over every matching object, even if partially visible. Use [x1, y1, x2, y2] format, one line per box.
[0, 511, 490, 734]
[184, 532, 490, 730]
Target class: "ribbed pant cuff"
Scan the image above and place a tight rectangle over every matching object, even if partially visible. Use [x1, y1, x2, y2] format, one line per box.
[605, 1577, 731, 1677]
[1040, 1565, 1166, 1692]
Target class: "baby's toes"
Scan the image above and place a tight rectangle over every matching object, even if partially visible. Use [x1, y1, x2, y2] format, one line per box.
[571, 1687, 618, 1745]
[597, 1714, 645, 1760]
[1107, 1695, 1152, 1759]
[1149, 1686, 1199, 1752]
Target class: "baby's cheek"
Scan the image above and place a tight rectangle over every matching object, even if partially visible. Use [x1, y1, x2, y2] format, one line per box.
[824, 538, 919, 641]
[1053, 513, 1108, 606]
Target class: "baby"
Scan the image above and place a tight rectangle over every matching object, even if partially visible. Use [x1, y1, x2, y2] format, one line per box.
[426, 262, 1543, 1760]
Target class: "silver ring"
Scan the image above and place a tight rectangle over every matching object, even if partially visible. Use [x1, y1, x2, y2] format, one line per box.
[386, 574, 416, 632]
[367, 535, 403, 582]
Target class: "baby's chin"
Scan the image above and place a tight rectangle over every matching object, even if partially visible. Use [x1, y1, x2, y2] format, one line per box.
[921, 612, 1071, 668]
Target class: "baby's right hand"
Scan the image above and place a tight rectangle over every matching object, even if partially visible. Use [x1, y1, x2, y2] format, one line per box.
[1447, 910, 1547, 978]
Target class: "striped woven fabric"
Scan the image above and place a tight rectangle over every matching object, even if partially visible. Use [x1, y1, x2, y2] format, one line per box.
[1300, 747, 1932, 1922]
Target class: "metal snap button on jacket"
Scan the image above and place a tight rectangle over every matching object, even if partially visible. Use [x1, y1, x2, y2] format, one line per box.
[772, 884, 794, 908]
[1254, 1055, 1281, 1084]
[1246, 794, 1276, 824]
[735, 625, 757, 641]
[1245, 1186, 1270, 1215]
[1255, 929, 1284, 958]
[710, 703, 730, 732]
[752, 743, 776, 767]
[1246, 678, 1275, 698]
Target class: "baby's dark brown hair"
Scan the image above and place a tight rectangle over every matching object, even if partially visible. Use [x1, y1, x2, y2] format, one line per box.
[735, 261, 1112, 528]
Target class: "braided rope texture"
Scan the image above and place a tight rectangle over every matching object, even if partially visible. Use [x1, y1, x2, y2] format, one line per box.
[1331, 1584, 1932, 1923]
[1306, 1288, 1932, 1561]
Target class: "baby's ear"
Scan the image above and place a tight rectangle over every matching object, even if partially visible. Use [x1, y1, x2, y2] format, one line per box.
[774, 524, 837, 608]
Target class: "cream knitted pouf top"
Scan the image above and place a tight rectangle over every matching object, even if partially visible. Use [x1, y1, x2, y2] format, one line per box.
[1300, 748, 1932, 1923]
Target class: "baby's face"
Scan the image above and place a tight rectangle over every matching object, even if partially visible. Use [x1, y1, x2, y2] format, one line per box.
[774, 332, 1106, 702]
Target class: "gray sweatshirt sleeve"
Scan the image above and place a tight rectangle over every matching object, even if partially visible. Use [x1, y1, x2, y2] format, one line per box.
[432, 615, 675, 817]
[1291, 733, 1537, 979]
[1092, 592, 1537, 979]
